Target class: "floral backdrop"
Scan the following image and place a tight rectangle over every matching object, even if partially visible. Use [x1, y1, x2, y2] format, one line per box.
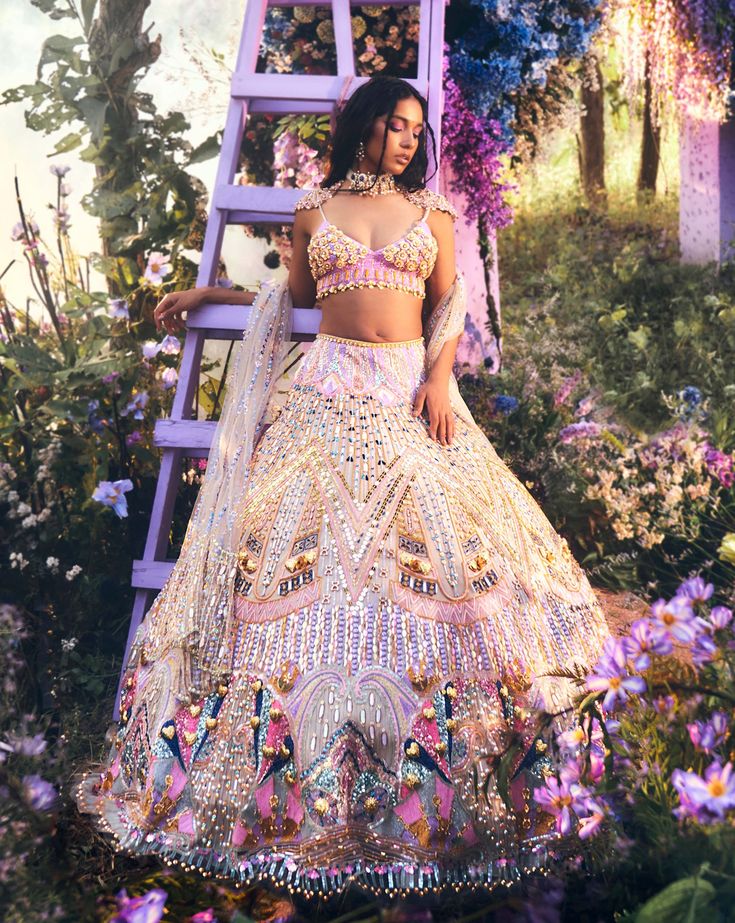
[1, 0, 735, 921]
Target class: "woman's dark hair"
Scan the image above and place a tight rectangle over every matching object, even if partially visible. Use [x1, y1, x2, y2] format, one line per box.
[321, 75, 438, 192]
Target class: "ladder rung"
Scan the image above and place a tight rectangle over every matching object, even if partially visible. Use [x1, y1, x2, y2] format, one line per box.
[212, 184, 299, 221]
[185, 304, 321, 340]
[231, 73, 428, 103]
[132, 559, 174, 590]
[154, 419, 216, 450]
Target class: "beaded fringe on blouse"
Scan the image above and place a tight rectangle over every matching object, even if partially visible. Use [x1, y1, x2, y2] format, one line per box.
[76, 320, 612, 901]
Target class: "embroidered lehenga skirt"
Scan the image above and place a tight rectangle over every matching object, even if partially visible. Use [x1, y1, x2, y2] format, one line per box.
[76, 330, 612, 900]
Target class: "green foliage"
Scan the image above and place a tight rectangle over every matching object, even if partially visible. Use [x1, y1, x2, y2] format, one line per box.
[1, 0, 217, 264]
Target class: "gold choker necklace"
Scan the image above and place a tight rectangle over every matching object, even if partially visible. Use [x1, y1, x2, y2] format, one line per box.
[345, 168, 397, 196]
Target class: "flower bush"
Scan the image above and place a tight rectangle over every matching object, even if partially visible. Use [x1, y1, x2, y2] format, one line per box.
[526, 574, 735, 918]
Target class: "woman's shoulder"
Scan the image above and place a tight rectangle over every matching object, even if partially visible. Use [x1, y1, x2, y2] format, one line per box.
[294, 186, 337, 212]
[400, 187, 459, 221]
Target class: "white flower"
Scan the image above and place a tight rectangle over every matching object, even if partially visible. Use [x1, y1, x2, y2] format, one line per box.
[61, 637, 78, 652]
[36, 465, 50, 482]
[46, 557, 60, 573]
[6, 490, 19, 504]
[65, 564, 82, 581]
[16, 502, 31, 516]
[37, 508, 52, 523]
[9, 552, 29, 570]
[22, 514, 38, 529]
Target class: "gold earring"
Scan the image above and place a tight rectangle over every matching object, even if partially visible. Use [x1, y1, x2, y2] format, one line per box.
[355, 141, 366, 163]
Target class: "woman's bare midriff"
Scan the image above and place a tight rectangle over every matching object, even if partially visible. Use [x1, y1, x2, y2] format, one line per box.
[317, 288, 424, 343]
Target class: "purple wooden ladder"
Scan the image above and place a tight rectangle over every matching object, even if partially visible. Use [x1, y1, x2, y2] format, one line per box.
[114, 0, 449, 718]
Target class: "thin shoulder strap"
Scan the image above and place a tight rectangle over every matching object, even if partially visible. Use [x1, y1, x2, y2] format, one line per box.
[421, 205, 430, 222]
[318, 202, 329, 223]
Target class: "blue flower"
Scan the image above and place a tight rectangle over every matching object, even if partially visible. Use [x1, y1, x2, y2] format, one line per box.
[680, 386, 702, 406]
[92, 479, 133, 519]
[120, 391, 149, 420]
[493, 394, 519, 415]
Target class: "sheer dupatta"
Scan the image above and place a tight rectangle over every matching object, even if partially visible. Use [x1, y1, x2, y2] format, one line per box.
[423, 270, 474, 427]
[135, 271, 472, 688]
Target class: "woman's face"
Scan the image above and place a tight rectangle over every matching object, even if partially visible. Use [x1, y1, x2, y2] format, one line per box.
[360, 95, 425, 175]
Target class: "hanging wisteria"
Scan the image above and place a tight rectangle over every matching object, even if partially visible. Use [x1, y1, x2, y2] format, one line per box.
[610, 0, 735, 123]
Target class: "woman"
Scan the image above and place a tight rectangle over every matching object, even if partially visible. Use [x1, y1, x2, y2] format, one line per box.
[76, 76, 612, 901]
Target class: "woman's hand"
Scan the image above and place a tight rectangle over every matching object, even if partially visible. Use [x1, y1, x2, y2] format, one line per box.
[153, 288, 209, 334]
[412, 375, 455, 446]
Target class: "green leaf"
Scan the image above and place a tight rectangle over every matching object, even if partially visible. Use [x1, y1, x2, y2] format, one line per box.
[77, 96, 108, 142]
[187, 131, 222, 165]
[81, 0, 97, 31]
[53, 131, 83, 154]
[635, 876, 715, 923]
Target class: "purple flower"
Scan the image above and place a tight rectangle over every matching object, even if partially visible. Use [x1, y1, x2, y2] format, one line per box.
[108, 298, 129, 319]
[585, 637, 647, 711]
[49, 164, 70, 177]
[709, 606, 733, 630]
[558, 421, 601, 443]
[161, 367, 178, 390]
[111, 887, 168, 923]
[650, 596, 699, 643]
[7, 732, 47, 756]
[552, 370, 583, 408]
[575, 797, 607, 839]
[704, 447, 734, 487]
[216, 277, 233, 288]
[690, 631, 719, 667]
[52, 207, 71, 233]
[120, 391, 149, 420]
[142, 341, 161, 360]
[159, 334, 181, 356]
[22, 774, 60, 812]
[687, 712, 728, 754]
[126, 430, 143, 448]
[532, 776, 574, 834]
[87, 399, 105, 434]
[102, 371, 121, 384]
[623, 617, 673, 670]
[677, 576, 714, 606]
[92, 479, 133, 518]
[671, 760, 735, 822]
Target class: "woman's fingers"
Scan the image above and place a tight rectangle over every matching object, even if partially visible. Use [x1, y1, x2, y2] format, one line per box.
[154, 293, 187, 332]
[412, 386, 426, 417]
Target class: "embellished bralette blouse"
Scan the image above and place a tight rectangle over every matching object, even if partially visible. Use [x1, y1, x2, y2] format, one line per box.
[295, 185, 458, 301]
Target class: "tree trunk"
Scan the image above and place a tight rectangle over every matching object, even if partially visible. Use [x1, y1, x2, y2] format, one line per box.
[637, 50, 660, 196]
[578, 51, 607, 210]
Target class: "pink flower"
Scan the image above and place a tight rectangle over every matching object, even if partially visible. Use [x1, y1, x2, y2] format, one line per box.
[533, 776, 574, 834]
[576, 798, 607, 839]
[144, 251, 172, 285]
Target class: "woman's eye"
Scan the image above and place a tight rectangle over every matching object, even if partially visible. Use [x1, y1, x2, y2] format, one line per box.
[389, 125, 422, 139]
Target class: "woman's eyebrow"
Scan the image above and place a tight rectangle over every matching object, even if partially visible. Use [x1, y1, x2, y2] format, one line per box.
[389, 115, 424, 128]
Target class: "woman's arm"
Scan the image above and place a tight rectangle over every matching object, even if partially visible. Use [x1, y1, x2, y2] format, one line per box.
[154, 210, 316, 334]
[412, 209, 461, 446]
[153, 285, 256, 334]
